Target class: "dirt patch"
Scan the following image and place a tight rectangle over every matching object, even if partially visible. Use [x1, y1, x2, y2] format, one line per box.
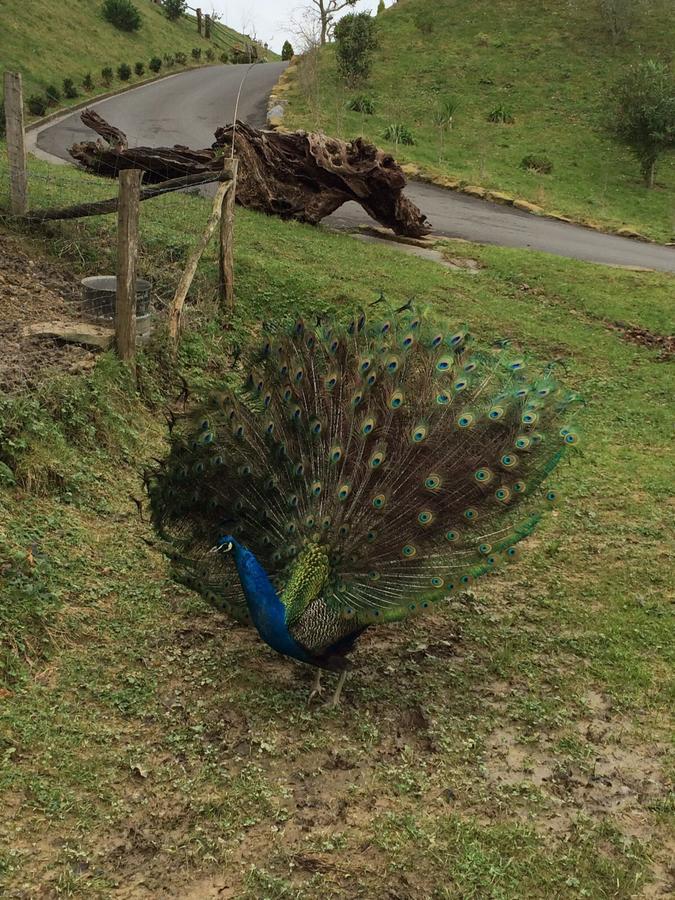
[606, 321, 675, 360]
[483, 686, 675, 893]
[0, 232, 96, 391]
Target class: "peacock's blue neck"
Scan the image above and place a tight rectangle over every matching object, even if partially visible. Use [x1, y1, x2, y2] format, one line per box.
[227, 539, 312, 663]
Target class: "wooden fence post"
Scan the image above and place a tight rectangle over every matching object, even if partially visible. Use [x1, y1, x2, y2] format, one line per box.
[219, 158, 238, 312]
[196, 7, 202, 34]
[3, 72, 28, 216]
[115, 169, 142, 364]
[204, 13, 211, 38]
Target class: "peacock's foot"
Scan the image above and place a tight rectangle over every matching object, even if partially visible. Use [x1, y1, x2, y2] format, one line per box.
[324, 670, 347, 708]
[307, 668, 323, 705]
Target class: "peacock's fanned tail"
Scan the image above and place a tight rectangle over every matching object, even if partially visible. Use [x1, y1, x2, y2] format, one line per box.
[148, 304, 581, 627]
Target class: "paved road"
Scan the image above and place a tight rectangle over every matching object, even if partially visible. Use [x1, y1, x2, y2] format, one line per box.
[33, 65, 675, 273]
[36, 63, 289, 154]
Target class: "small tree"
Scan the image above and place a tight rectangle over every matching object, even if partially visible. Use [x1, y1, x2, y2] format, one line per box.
[282, 40, 294, 61]
[149, 56, 162, 73]
[101, 66, 114, 86]
[334, 12, 378, 85]
[63, 77, 78, 99]
[102, 0, 141, 32]
[164, 0, 186, 21]
[45, 84, 61, 106]
[27, 94, 48, 116]
[191, 47, 202, 61]
[413, 8, 434, 34]
[117, 63, 132, 81]
[83, 73, 94, 91]
[611, 60, 675, 187]
[205, 48, 215, 62]
[134, 61, 145, 76]
[308, 0, 362, 45]
[377, 0, 385, 12]
[598, 0, 635, 44]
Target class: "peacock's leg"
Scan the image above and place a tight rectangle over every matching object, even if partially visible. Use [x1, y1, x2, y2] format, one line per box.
[308, 668, 323, 704]
[326, 670, 347, 708]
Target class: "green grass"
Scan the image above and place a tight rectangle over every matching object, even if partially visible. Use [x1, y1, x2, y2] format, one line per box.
[283, 0, 675, 242]
[0, 152, 673, 896]
[1, 0, 271, 114]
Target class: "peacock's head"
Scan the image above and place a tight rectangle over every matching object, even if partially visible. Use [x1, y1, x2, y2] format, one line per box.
[211, 534, 240, 557]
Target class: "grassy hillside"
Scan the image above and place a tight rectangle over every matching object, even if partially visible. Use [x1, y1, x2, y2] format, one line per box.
[0, 150, 673, 896]
[283, 0, 675, 241]
[1, 0, 269, 111]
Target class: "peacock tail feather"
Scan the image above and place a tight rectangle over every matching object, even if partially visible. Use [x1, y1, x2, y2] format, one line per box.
[147, 302, 581, 633]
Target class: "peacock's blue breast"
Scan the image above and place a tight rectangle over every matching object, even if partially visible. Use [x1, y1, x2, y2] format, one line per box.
[236, 548, 313, 663]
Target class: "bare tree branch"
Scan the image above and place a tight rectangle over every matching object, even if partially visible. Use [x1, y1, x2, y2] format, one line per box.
[307, 0, 362, 44]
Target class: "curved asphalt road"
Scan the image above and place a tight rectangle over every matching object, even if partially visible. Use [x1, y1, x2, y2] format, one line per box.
[33, 64, 674, 273]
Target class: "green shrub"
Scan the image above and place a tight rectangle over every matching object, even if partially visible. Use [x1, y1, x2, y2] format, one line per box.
[101, 66, 114, 86]
[348, 94, 375, 114]
[382, 123, 415, 145]
[117, 63, 132, 81]
[101, 0, 141, 32]
[191, 47, 202, 60]
[164, 0, 186, 21]
[62, 78, 78, 99]
[27, 94, 48, 116]
[521, 153, 553, 174]
[175, 51, 188, 65]
[134, 61, 145, 76]
[334, 12, 378, 84]
[377, 0, 386, 12]
[45, 84, 61, 106]
[610, 59, 675, 187]
[163, 54, 176, 67]
[219, 52, 229, 64]
[149, 56, 162, 73]
[413, 8, 434, 34]
[83, 73, 94, 91]
[281, 40, 294, 61]
[205, 48, 215, 62]
[488, 104, 515, 124]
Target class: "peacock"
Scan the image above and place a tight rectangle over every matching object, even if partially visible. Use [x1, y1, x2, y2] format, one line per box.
[147, 302, 580, 706]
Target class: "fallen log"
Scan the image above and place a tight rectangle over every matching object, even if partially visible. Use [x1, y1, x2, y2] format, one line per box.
[69, 111, 430, 237]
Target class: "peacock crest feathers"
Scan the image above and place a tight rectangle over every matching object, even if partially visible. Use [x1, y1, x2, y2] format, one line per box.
[148, 302, 581, 626]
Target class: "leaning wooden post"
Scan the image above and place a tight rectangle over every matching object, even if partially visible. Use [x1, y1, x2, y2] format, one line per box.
[196, 7, 202, 34]
[168, 176, 232, 347]
[4, 72, 28, 217]
[115, 169, 142, 364]
[204, 13, 211, 38]
[218, 157, 238, 312]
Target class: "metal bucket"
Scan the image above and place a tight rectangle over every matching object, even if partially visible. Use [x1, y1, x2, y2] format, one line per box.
[81, 276, 152, 334]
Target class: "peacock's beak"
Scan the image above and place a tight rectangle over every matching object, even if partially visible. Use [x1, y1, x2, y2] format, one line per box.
[209, 541, 233, 554]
